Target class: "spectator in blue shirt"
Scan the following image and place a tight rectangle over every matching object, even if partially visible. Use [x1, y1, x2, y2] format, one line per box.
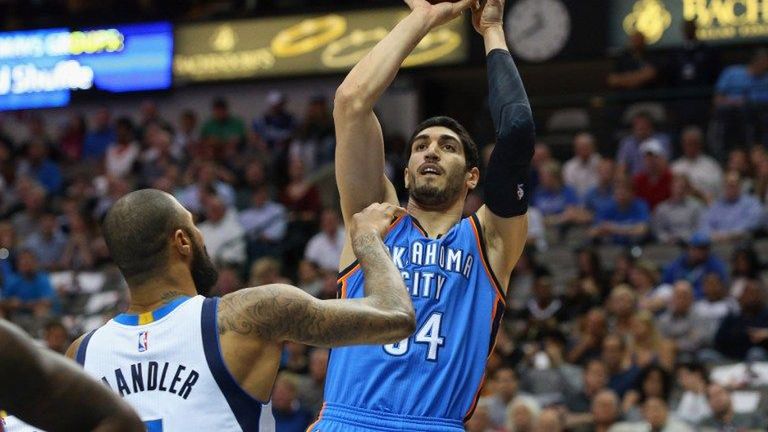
[590, 179, 650, 245]
[23, 211, 68, 271]
[617, 112, 672, 176]
[254, 91, 296, 150]
[714, 278, 768, 361]
[17, 141, 62, 195]
[662, 233, 728, 299]
[82, 107, 116, 160]
[715, 48, 768, 106]
[272, 373, 314, 432]
[533, 161, 580, 227]
[699, 171, 764, 242]
[584, 159, 617, 219]
[0, 250, 56, 321]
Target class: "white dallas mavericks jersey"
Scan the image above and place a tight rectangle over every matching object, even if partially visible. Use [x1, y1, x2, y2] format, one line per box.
[77, 295, 275, 432]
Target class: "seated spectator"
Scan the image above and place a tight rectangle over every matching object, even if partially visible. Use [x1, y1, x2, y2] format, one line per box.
[608, 285, 637, 339]
[700, 384, 764, 430]
[714, 278, 768, 361]
[671, 127, 723, 201]
[730, 244, 763, 279]
[174, 109, 199, 157]
[693, 273, 736, 347]
[58, 214, 96, 271]
[582, 389, 621, 432]
[304, 209, 344, 273]
[296, 260, 323, 297]
[657, 281, 708, 360]
[105, 117, 140, 179]
[630, 260, 672, 314]
[509, 249, 548, 311]
[617, 112, 671, 176]
[607, 32, 658, 91]
[673, 363, 711, 426]
[177, 162, 236, 215]
[602, 334, 641, 398]
[534, 408, 564, 432]
[590, 180, 650, 245]
[139, 126, 181, 185]
[1, 250, 56, 328]
[638, 397, 693, 432]
[518, 275, 567, 342]
[199, 194, 246, 266]
[211, 265, 243, 297]
[271, 373, 314, 432]
[563, 132, 601, 199]
[255, 91, 296, 150]
[584, 159, 617, 218]
[82, 107, 115, 160]
[16, 140, 62, 195]
[487, 367, 523, 429]
[201, 97, 247, 152]
[466, 398, 502, 432]
[661, 233, 728, 298]
[565, 359, 609, 416]
[22, 211, 67, 271]
[621, 365, 673, 422]
[506, 395, 540, 432]
[633, 139, 672, 210]
[568, 308, 609, 366]
[43, 319, 70, 355]
[248, 257, 292, 287]
[533, 161, 581, 226]
[280, 156, 322, 228]
[627, 311, 676, 371]
[239, 186, 287, 260]
[12, 182, 47, 243]
[519, 331, 582, 405]
[652, 174, 705, 244]
[529, 142, 553, 192]
[235, 159, 268, 209]
[698, 171, 764, 242]
[526, 207, 547, 252]
[297, 348, 328, 417]
[564, 249, 608, 320]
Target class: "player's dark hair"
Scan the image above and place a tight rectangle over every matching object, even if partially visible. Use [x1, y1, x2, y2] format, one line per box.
[406, 116, 480, 171]
[103, 189, 186, 284]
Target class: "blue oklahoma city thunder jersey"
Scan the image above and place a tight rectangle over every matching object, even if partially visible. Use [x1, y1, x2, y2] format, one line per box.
[323, 213, 505, 422]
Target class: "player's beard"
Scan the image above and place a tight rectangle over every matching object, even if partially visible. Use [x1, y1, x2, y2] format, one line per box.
[408, 168, 465, 208]
[190, 238, 219, 297]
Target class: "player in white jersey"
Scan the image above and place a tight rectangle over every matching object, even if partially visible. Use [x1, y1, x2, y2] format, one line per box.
[0, 318, 143, 432]
[66, 189, 415, 432]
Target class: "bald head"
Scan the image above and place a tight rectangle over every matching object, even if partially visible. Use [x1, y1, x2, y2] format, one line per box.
[103, 189, 189, 283]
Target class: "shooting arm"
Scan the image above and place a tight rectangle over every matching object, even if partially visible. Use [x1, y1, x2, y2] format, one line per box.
[1, 320, 143, 432]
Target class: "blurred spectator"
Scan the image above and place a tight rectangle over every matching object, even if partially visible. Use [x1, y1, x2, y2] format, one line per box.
[17, 140, 62, 195]
[630, 260, 671, 314]
[509, 249, 547, 312]
[657, 281, 707, 360]
[138, 100, 172, 138]
[297, 348, 328, 416]
[201, 97, 247, 152]
[529, 142, 553, 192]
[487, 367, 522, 428]
[700, 384, 764, 430]
[607, 32, 658, 90]
[199, 195, 246, 266]
[11, 183, 47, 242]
[177, 162, 236, 214]
[590, 180, 650, 245]
[23, 211, 67, 271]
[518, 275, 567, 342]
[466, 398, 501, 432]
[533, 161, 580, 227]
[627, 310, 675, 371]
[586, 389, 621, 432]
[673, 363, 711, 426]
[248, 257, 291, 287]
[282, 342, 309, 375]
[714, 278, 768, 361]
[105, 117, 140, 179]
[668, 20, 720, 88]
[698, 171, 763, 242]
[608, 285, 637, 339]
[652, 174, 705, 244]
[617, 112, 671, 176]
[526, 207, 547, 252]
[584, 159, 617, 218]
[621, 366, 672, 422]
[255, 91, 296, 150]
[565, 250, 607, 321]
[1, 250, 56, 328]
[271, 373, 314, 432]
[211, 265, 243, 297]
[563, 132, 601, 199]
[568, 308, 609, 365]
[174, 109, 199, 156]
[296, 260, 323, 297]
[693, 273, 736, 347]
[280, 157, 322, 223]
[239, 186, 288, 260]
[58, 213, 96, 271]
[730, 244, 762, 279]
[506, 395, 540, 432]
[670, 127, 722, 201]
[140, 126, 181, 186]
[303, 209, 344, 273]
[43, 319, 69, 354]
[638, 397, 693, 432]
[82, 107, 115, 160]
[291, 95, 335, 172]
[633, 139, 672, 210]
[565, 359, 609, 415]
[236, 159, 269, 209]
[602, 334, 641, 398]
[58, 113, 87, 162]
[661, 233, 728, 298]
[534, 408, 564, 432]
[519, 331, 581, 404]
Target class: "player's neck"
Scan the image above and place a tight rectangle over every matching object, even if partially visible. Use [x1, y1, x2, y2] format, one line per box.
[126, 264, 198, 313]
[406, 199, 464, 239]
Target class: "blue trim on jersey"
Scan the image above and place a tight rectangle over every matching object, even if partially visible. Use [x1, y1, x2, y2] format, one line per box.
[75, 329, 97, 366]
[201, 297, 265, 431]
[113, 296, 191, 326]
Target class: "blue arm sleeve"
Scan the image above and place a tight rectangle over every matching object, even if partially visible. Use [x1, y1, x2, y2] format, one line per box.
[484, 49, 536, 218]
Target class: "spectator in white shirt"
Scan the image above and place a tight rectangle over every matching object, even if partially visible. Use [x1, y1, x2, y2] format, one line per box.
[693, 273, 736, 344]
[673, 363, 711, 426]
[652, 174, 705, 244]
[105, 117, 140, 179]
[304, 209, 345, 273]
[239, 186, 287, 259]
[671, 127, 723, 202]
[564, 132, 602, 199]
[199, 194, 246, 266]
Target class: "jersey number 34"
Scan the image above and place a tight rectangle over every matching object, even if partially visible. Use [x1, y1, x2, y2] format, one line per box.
[384, 312, 444, 361]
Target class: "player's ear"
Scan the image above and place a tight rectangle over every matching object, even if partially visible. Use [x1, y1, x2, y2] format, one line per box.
[404, 167, 411, 190]
[173, 229, 192, 257]
[466, 166, 480, 190]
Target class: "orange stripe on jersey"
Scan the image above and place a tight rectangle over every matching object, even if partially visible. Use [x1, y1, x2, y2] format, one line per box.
[464, 297, 505, 422]
[306, 402, 326, 431]
[468, 216, 506, 305]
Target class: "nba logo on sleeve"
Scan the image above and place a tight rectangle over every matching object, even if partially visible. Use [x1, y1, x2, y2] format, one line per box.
[138, 331, 149, 352]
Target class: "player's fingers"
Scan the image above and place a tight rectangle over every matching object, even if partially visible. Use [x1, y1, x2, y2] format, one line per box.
[391, 206, 407, 218]
[452, 0, 476, 14]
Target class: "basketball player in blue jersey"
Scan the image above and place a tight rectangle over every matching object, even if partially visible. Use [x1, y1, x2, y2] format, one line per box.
[0, 319, 143, 432]
[66, 189, 415, 432]
[311, 0, 534, 430]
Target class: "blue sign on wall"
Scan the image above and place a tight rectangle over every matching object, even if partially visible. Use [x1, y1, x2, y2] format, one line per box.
[0, 22, 173, 111]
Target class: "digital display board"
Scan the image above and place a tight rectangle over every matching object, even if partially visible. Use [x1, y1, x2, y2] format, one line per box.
[0, 22, 173, 111]
[174, 9, 468, 83]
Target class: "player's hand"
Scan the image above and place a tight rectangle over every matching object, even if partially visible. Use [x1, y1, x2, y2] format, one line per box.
[472, 0, 505, 35]
[404, 0, 476, 31]
[350, 203, 407, 240]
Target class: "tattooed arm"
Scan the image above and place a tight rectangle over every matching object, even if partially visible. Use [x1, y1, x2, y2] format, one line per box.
[0, 319, 144, 432]
[218, 203, 416, 347]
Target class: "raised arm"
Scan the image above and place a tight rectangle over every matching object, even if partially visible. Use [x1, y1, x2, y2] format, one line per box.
[334, 0, 474, 221]
[1, 319, 144, 432]
[473, 0, 535, 288]
[218, 203, 415, 347]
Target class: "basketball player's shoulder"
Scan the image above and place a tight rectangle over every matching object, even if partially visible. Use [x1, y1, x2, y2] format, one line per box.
[65, 334, 88, 360]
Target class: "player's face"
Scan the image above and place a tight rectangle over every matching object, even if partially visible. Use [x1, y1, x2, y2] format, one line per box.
[405, 126, 478, 208]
